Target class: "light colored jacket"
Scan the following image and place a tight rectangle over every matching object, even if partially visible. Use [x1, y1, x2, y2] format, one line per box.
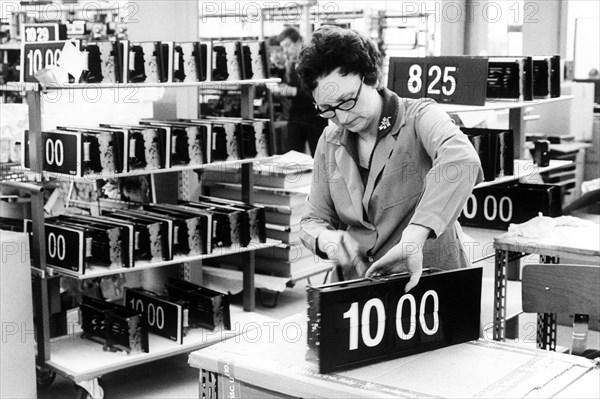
[300, 88, 483, 272]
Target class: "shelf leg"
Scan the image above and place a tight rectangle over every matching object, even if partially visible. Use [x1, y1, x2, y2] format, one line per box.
[242, 251, 256, 312]
[25, 88, 51, 365]
[493, 249, 508, 341]
[537, 313, 557, 351]
[536, 255, 560, 351]
[508, 107, 526, 159]
[33, 275, 50, 365]
[241, 163, 255, 311]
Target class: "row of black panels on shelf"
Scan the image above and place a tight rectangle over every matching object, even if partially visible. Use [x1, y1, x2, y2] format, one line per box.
[388, 55, 560, 105]
[458, 182, 562, 230]
[487, 56, 561, 101]
[80, 295, 150, 354]
[22, 197, 266, 275]
[460, 127, 514, 182]
[20, 38, 269, 83]
[80, 278, 230, 352]
[22, 118, 273, 178]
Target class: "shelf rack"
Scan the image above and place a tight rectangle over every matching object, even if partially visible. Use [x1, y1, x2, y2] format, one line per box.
[46, 307, 277, 385]
[437, 96, 575, 159]
[1, 77, 283, 397]
[473, 159, 572, 189]
[39, 155, 281, 181]
[0, 42, 21, 50]
[35, 78, 281, 90]
[50, 239, 281, 280]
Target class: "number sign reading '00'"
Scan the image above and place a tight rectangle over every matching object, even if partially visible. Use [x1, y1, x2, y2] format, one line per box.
[307, 267, 482, 374]
[44, 224, 85, 274]
[388, 56, 489, 106]
[23, 130, 81, 176]
[458, 183, 562, 230]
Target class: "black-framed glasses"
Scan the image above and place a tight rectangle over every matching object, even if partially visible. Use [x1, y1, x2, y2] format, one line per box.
[315, 77, 364, 119]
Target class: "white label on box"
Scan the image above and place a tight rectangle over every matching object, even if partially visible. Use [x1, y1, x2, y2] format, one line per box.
[85, 237, 92, 257]
[174, 51, 180, 71]
[83, 141, 91, 161]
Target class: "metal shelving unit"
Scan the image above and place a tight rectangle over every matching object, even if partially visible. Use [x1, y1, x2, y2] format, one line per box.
[49, 240, 281, 280]
[438, 96, 575, 159]
[1, 77, 284, 398]
[473, 159, 572, 189]
[45, 307, 276, 386]
[440, 95, 577, 348]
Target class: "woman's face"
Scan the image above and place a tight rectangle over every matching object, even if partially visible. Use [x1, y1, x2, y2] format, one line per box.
[312, 68, 379, 133]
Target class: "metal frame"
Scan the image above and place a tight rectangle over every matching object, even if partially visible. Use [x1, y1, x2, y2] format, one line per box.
[201, 369, 218, 399]
[493, 243, 597, 345]
[536, 255, 560, 351]
[493, 249, 527, 341]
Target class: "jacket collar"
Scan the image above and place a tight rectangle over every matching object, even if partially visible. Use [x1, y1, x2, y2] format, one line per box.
[325, 87, 405, 147]
[326, 87, 406, 227]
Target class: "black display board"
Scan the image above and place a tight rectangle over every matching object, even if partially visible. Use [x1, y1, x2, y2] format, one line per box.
[307, 267, 482, 373]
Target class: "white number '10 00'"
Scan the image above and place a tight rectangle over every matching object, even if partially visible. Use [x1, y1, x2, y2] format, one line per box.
[342, 290, 439, 350]
[26, 48, 61, 77]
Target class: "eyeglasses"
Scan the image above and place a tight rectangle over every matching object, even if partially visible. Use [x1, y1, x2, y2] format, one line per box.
[315, 77, 364, 119]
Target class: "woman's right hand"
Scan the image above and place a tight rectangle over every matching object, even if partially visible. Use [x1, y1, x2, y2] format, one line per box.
[318, 230, 367, 278]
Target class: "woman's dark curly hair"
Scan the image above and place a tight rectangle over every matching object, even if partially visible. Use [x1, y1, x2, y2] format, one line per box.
[296, 26, 383, 92]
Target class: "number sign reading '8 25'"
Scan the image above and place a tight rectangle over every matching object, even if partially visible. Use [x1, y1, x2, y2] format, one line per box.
[388, 57, 489, 105]
[307, 268, 482, 373]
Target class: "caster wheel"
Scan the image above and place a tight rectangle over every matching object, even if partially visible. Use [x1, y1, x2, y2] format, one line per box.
[74, 378, 106, 399]
[36, 366, 56, 389]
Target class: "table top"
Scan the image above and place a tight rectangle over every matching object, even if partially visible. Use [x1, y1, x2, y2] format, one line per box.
[189, 314, 597, 399]
[553, 368, 600, 399]
[493, 223, 600, 258]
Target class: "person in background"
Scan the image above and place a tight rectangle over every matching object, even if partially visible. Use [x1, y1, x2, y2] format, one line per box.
[274, 27, 328, 155]
[296, 26, 483, 291]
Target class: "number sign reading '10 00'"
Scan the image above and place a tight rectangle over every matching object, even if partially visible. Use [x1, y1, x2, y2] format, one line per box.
[458, 183, 562, 230]
[20, 40, 79, 82]
[388, 56, 489, 105]
[125, 288, 184, 344]
[307, 267, 482, 373]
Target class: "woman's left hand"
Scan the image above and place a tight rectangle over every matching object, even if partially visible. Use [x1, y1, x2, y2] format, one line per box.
[365, 224, 431, 292]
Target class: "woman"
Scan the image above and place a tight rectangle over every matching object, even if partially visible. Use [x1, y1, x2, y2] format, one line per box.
[297, 27, 483, 291]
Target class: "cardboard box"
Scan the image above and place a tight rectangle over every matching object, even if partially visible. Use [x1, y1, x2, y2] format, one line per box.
[189, 314, 596, 398]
